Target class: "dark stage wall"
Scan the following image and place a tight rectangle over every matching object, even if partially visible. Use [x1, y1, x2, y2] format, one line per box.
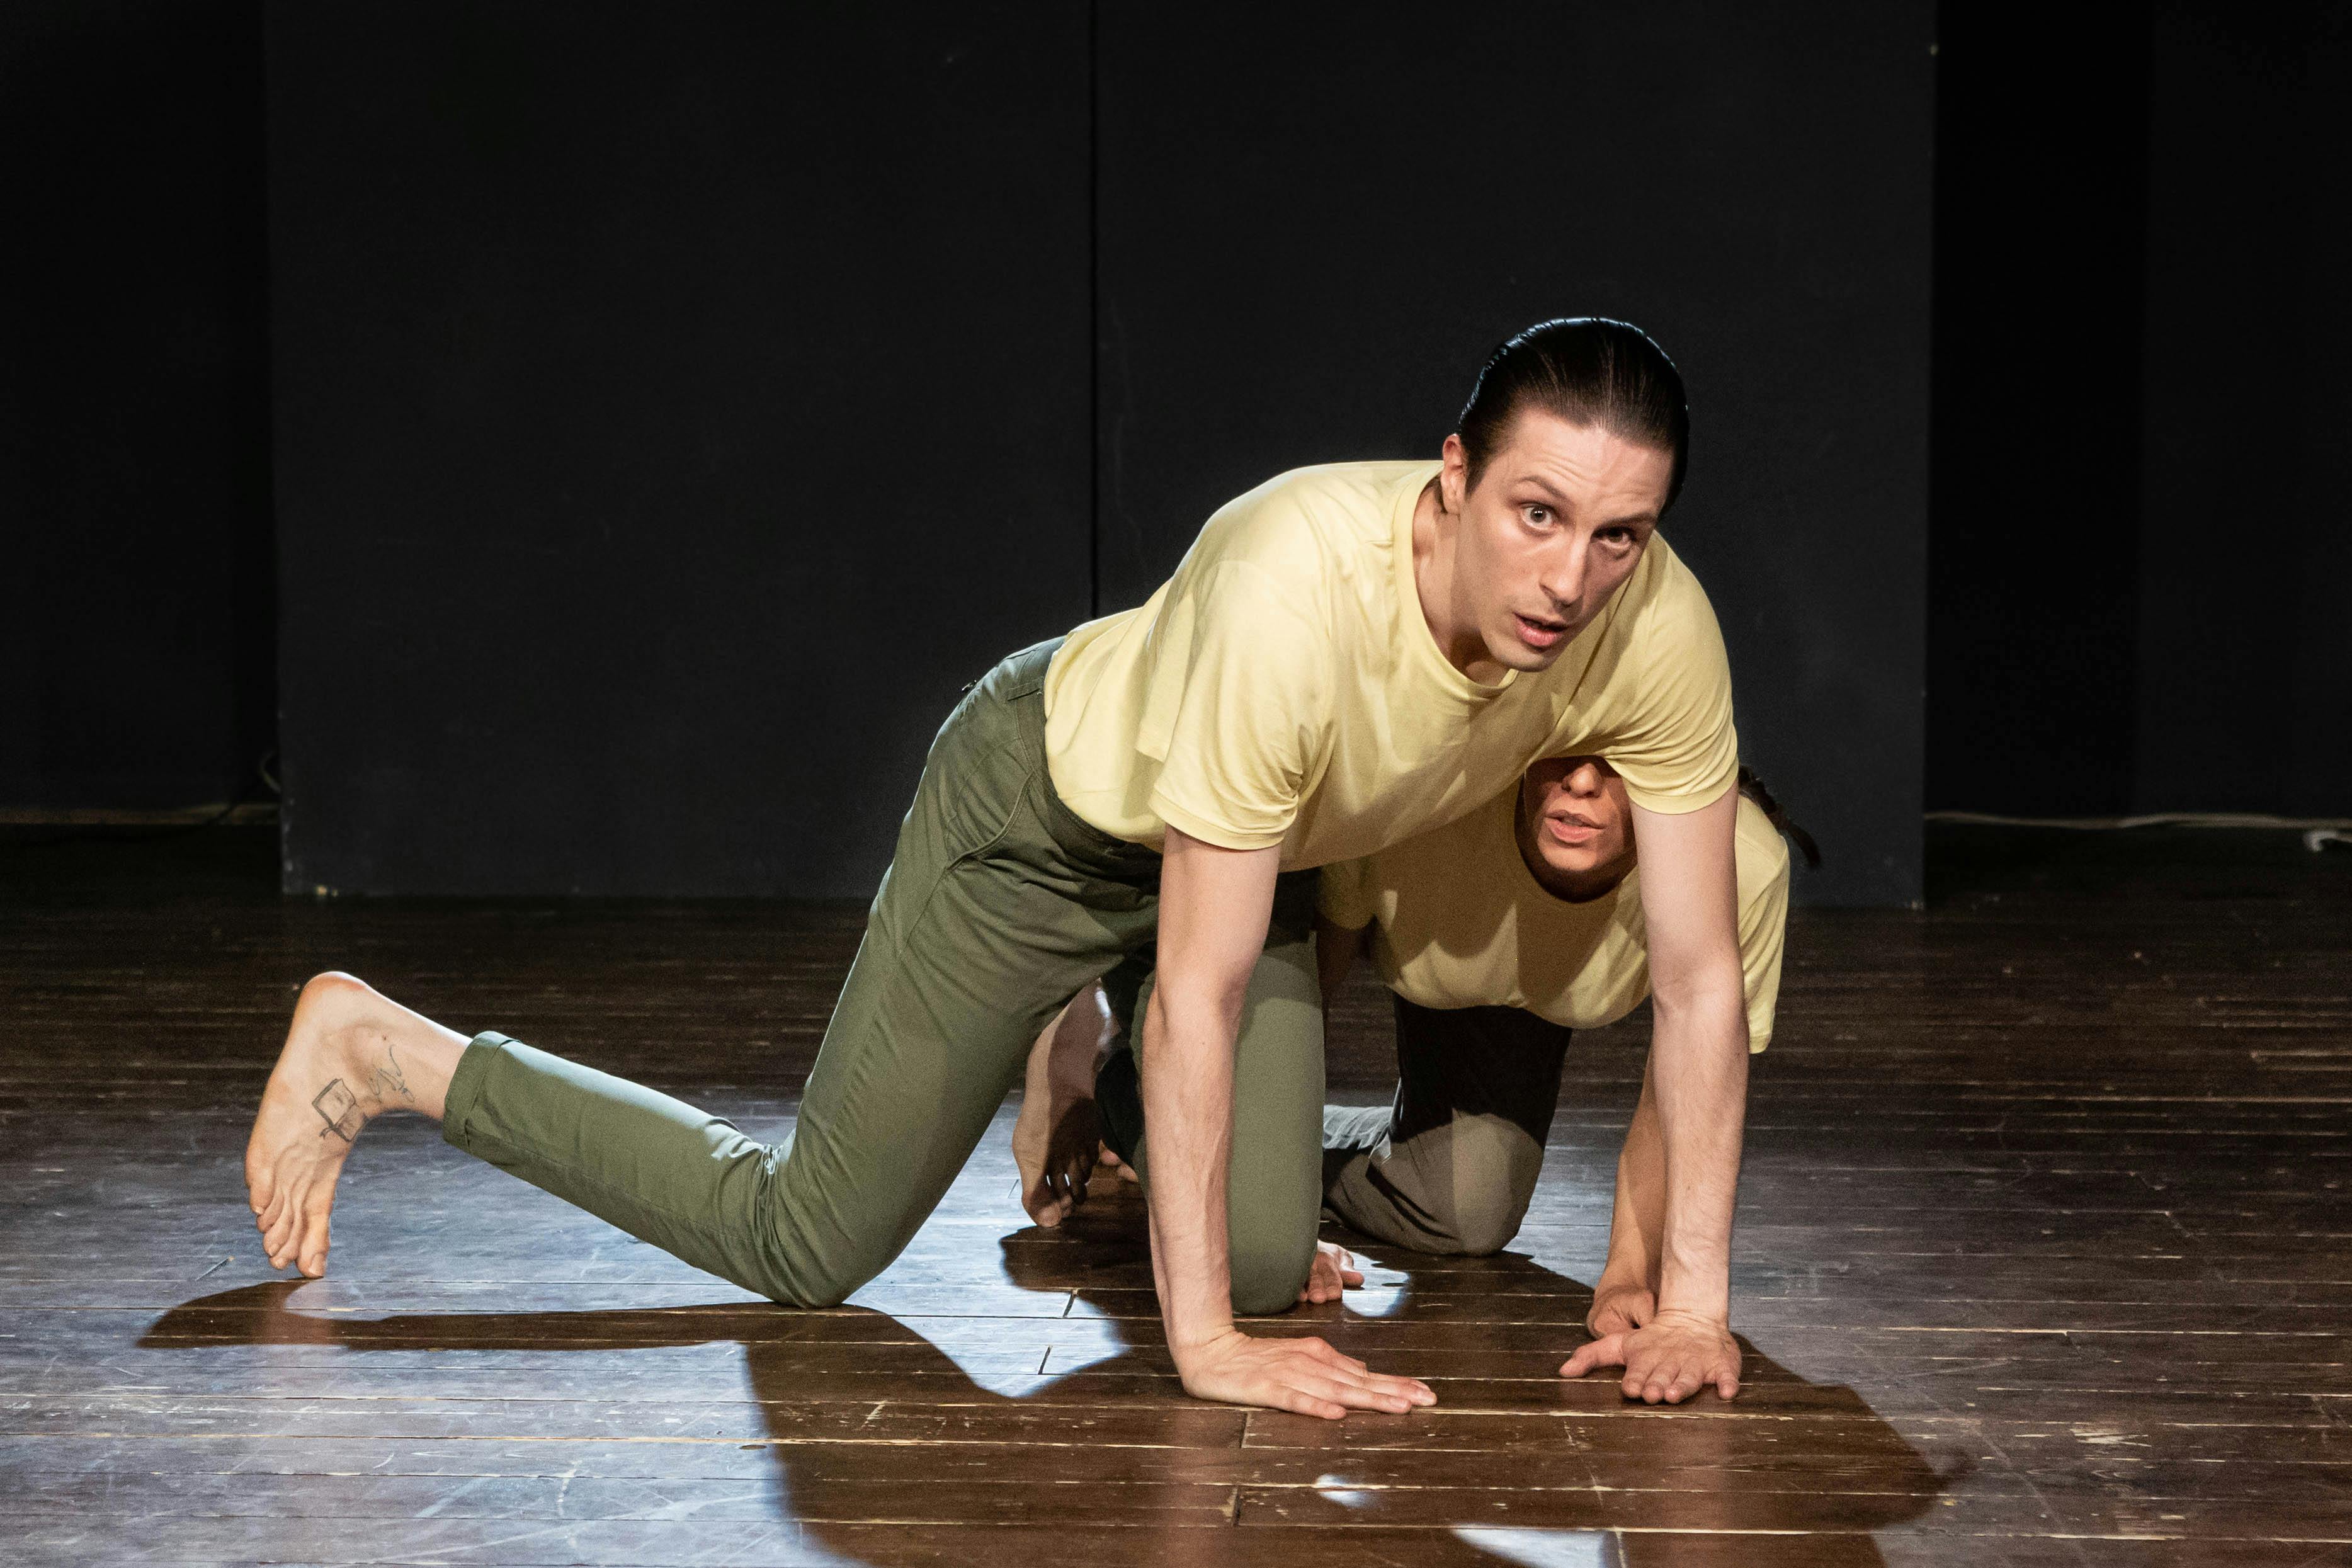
[1926, 3, 2149, 816]
[1928, 1, 2352, 818]
[56, 6, 2338, 897]
[2132, 0, 2350, 816]
[267, 4, 1093, 897]
[268, 1, 1935, 904]
[1, 1, 273, 810]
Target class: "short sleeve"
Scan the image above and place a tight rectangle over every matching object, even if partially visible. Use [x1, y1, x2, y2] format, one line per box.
[1607, 559, 1741, 815]
[1144, 562, 1333, 851]
[1736, 837, 1790, 1052]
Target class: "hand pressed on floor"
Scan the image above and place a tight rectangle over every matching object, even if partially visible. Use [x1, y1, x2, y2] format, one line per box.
[1560, 1307, 1741, 1404]
[1175, 1327, 1436, 1419]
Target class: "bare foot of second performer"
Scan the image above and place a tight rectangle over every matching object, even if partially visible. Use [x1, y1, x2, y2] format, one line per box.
[243, 972, 467, 1276]
[1010, 983, 1114, 1227]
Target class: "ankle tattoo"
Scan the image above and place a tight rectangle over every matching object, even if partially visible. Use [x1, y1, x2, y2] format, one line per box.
[367, 1042, 414, 1106]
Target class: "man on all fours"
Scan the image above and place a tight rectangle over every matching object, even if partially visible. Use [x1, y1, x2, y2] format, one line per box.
[243, 318, 1751, 1416]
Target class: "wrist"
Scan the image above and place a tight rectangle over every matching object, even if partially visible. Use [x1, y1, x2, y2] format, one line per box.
[1650, 1304, 1735, 1338]
[1166, 1319, 1240, 1361]
[1656, 1263, 1729, 1324]
[1652, 1294, 1730, 1327]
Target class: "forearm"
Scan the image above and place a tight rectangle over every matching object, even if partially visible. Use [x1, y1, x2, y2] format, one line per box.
[1648, 988, 1749, 1319]
[1600, 1064, 1667, 1289]
[1139, 978, 1246, 1351]
[1569, 790, 1748, 1404]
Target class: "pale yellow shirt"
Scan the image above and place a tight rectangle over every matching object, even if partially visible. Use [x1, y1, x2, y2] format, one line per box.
[1319, 790, 1788, 1048]
[1042, 461, 1739, 868]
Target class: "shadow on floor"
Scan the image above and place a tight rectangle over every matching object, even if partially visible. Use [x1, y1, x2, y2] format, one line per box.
[140, 1234, 1955, 1567]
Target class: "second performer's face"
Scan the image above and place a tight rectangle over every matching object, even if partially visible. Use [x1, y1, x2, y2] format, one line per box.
[1517, 754, 1637, 900]
[1441, 411, 1671, 676]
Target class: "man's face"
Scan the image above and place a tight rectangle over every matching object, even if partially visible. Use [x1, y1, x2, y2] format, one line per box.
[1438, 411, 1673, 674]
[1516, 754, 1637, 900]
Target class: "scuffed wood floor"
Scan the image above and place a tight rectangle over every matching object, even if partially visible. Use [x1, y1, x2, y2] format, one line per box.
[2, 824, 2347, 1565]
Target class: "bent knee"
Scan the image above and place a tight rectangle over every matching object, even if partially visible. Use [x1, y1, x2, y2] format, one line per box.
[1414, 1120, 1540, 1255]
[1430, 1196, 1525, 1257]
[747, 1197, 897, 1309]
[1229, 1235, 1316, 1317]
[749, 1247, 884, 1310]
[1410, 1168, 1533, 1256]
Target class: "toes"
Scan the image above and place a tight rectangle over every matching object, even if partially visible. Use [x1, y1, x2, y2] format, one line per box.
[1023, 1177, 1073, 1229]
[298, 1213, 331, 1278]
[263, 1183, 304, 1264]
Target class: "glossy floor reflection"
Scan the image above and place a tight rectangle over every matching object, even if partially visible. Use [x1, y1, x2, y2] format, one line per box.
[4, 822, 2347, 1564]
[118, 1215, 1951, 1567]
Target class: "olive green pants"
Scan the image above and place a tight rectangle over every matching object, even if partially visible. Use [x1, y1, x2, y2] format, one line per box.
[1099, 988, 1572, 1258]
[441, 639, 1327, 1315]
[1321, 994, 1574, 1254]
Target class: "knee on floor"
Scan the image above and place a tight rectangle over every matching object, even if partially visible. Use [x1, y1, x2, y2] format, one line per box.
[747, 1212, 896, 1310]
[1430, 1194, 1525, 1258]
[761, 1249, 902, 1310]
[1416, 1119, 1540, 1256]
[1228, 1235, 1316, 1317]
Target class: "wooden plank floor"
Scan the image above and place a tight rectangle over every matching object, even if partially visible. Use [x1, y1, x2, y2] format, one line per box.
[3, 824, 2348, 1566]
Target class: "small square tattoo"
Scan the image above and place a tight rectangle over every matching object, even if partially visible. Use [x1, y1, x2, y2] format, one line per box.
[312, 1079, 363, 1142]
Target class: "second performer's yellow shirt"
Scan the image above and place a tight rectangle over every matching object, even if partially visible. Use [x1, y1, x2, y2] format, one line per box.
[1318, 790, 1790, 1048]
[1041, 461, 1739, 868]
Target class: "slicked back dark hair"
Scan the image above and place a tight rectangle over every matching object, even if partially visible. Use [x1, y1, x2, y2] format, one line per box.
[1456, 318, 1690, 511]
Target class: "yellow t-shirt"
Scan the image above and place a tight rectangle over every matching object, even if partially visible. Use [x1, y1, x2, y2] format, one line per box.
[1318, 790, 1790, 1049]
[1042, 461, 1738, 868]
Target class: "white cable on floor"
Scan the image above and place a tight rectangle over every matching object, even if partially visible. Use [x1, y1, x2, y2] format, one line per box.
[1926, 810, 2352, 853]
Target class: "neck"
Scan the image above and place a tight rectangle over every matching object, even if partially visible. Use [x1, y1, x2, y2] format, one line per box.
[1411, 480, 1506, 683]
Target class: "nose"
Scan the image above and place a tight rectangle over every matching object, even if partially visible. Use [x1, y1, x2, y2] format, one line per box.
[1539, 536, 1588, 611]
[1564, 760, 1605, 797]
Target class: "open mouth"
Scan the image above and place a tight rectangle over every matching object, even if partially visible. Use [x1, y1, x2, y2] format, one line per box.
[1514, 612, 1569, 649]
[1545, 815, 1602, 844]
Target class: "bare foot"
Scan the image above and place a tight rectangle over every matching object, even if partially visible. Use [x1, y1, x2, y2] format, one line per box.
[1097, 1142, 1140, 1185]
[1297, 1241, 1365, 1305]
[1012, 984, 1114, 1227]
[243, 972, 464, 1276]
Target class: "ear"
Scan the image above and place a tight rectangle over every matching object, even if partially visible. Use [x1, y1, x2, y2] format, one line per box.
[1439, 432, 1470, 515]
